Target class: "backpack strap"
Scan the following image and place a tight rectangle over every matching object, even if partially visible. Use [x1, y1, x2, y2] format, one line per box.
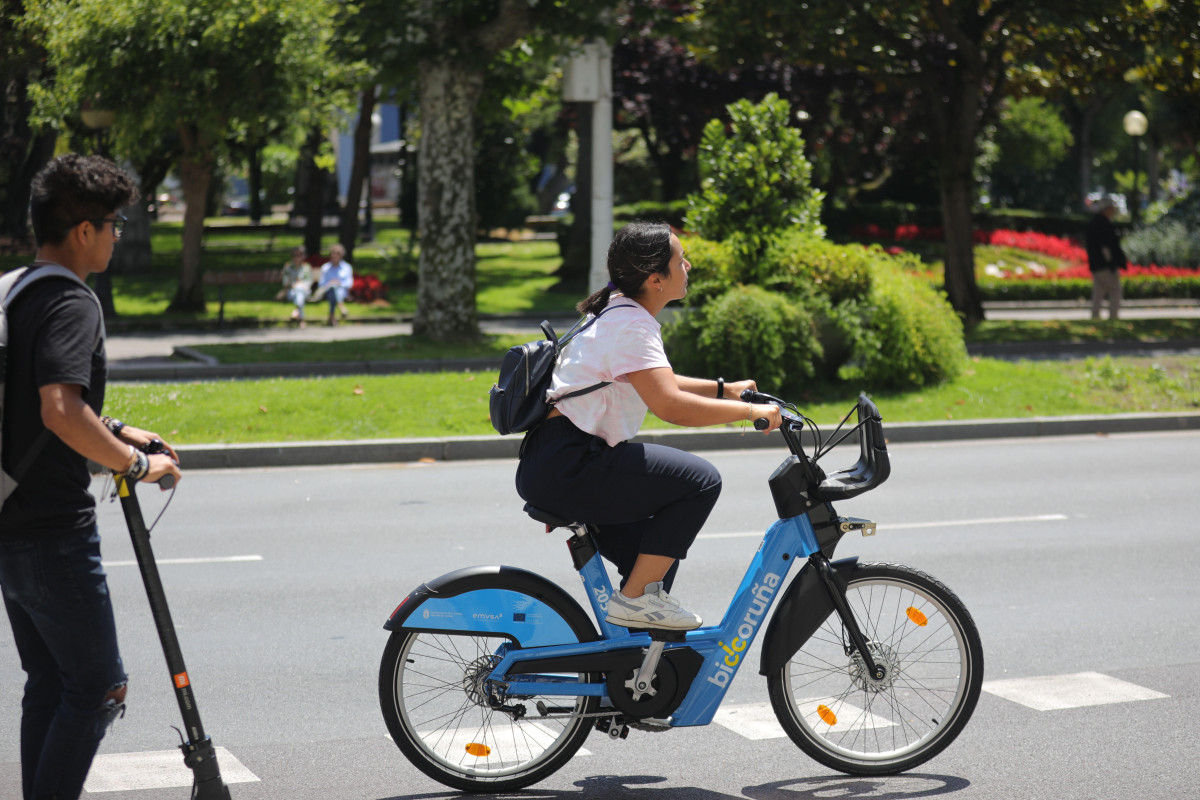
[2, 264, 106, 484]
[547, 302, 640, 404]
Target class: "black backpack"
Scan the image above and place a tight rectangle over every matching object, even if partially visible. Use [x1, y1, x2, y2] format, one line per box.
[489, 305, 627, 435]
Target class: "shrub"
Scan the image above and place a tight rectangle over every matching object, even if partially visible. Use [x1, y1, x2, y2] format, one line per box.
[667, 234, 967, 393]
[664, 285, 821, 397]
[685, 94, 824, 263]
[761, 230, 873, 304]
[848, 263, 967, 389]
[1124, 219, 1200, 268]
[614, 200, 689, 228]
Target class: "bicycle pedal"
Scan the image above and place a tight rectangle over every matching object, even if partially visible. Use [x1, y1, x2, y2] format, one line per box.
[595, 718, 630, 739]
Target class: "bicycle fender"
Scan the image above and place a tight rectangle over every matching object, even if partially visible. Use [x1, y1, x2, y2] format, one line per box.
[758, 557, 859, 676]
[383, 565, 598, 648]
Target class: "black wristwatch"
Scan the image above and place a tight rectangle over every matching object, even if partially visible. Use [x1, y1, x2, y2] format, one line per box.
[716, 377, 725, 400]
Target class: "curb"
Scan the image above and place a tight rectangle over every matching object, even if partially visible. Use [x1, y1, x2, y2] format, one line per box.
[172, 411, 1200, 471]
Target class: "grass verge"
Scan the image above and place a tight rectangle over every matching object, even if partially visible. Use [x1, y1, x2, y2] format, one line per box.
[105, 355, 1200, 445]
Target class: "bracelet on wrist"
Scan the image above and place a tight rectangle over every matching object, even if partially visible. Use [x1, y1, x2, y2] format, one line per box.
[124, 449, 150, 482]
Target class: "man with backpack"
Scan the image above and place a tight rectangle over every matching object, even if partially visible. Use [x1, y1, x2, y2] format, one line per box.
[0, 154, 182, 800]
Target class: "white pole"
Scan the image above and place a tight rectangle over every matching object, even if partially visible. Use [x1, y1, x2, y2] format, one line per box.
[588, 41, 613, 294]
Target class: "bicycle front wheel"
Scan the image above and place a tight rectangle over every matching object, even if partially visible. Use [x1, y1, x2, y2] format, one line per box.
[767, 562, 983, 775]
[380, 602, 599, 791]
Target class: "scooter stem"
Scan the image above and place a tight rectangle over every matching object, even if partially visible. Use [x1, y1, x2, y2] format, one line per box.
[116, 476, 232, 797]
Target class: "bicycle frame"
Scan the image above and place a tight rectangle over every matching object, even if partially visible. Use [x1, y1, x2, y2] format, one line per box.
[395, 506, 839, 728]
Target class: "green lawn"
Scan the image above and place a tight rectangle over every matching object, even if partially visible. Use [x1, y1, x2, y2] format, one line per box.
[105, 355, 1200, 445]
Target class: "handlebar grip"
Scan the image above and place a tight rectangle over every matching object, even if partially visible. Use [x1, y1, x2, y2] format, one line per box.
[142, 439, 178, 489]
[740, 388, 786, 405]
[754, 417, 770, 431]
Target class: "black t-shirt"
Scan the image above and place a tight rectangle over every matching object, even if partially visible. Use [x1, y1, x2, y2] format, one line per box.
[0, 272, 106, 538]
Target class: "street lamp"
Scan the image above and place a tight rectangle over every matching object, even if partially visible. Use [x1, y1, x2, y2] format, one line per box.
[1123, 110, 1148, 225]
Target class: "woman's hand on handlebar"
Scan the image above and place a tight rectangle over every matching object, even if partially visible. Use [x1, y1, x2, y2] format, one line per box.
[725, 378, 757, 398]
[748, 403, 783, 433]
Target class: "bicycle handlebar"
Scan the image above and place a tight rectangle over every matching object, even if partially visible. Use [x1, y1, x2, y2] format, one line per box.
[741, 389, 890, 502]
[142, 439, 177, 489]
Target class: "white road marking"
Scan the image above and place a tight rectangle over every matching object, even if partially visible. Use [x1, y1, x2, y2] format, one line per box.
[699, 513, 1068, 539]
[714, 700, 895, 740]
[982, 671, 1169, 711]
[102, 555, 263, 567]
[83, 747, 258, 792]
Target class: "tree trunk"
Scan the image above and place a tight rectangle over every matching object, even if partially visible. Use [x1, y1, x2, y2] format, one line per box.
[169, 136, 213, 312]
[929, 75, 986, 327]
[248, 144, 264, 224]
[340, 85, 377, 261]
[1, 71, 55, 241]
[412, 60, 483, 341]
[557, 102, 592, 290]
[291, 126, 329, 256]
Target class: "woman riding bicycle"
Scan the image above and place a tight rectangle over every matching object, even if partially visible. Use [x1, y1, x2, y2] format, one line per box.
[515, 221, 782, 632]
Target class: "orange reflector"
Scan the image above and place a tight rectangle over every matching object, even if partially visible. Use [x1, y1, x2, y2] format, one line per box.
[817, 704, 837, 726]
[465, 743, 491, 757]
[906, 607, 928, 626]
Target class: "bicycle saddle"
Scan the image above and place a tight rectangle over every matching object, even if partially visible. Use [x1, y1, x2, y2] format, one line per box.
[524, 503, 576, 531]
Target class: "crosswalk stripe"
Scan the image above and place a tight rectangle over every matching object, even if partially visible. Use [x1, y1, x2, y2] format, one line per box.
[699, 513, 1068, 539]
[713, 672, 1168, 740]
[982, 671, 1169, 711]
[83, 747, 258, 793]
[102, 555, 263, 567]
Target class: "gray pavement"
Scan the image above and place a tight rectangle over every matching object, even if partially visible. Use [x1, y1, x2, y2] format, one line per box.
[104, 300, 1200, 470]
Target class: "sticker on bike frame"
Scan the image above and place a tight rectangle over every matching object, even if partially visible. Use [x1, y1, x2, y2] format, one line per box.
[402, 589, 579, 648]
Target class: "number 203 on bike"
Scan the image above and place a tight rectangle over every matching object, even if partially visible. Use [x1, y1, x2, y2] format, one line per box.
[377, 393, 984, 791]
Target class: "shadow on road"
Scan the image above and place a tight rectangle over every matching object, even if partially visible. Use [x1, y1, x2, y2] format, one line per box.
[376, 771, 971, 800]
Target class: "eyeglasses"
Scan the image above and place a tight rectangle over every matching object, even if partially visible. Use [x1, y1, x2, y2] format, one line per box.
[83, 213, 127, 239]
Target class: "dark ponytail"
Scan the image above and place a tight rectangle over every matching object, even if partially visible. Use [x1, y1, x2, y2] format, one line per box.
[577, 220, 674, 315]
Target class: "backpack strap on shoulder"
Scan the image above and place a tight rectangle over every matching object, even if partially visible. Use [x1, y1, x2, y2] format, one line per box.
[1, 264, 105, 489]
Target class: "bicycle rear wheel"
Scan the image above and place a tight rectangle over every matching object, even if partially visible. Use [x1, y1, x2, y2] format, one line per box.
[380, 593, 599, 792]
[767, 562, 983, 775]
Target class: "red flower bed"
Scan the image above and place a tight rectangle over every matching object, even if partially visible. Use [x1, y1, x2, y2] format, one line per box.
[351, 273, 387, 302]
[856, 224, 1200, 279]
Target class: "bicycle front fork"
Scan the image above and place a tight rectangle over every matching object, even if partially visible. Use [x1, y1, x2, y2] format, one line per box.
[812, 555, 885, 681]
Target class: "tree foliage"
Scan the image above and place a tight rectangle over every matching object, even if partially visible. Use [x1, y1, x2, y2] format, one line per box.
[689, 0, 1129, 326]
[346, 0, 616, 341]
[27, 0, 347, 311]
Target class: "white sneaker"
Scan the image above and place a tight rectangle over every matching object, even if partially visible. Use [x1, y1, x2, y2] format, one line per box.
[605, 582, 701, 631]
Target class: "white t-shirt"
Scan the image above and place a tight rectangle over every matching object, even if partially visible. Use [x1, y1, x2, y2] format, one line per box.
[548, 301, 670, 446]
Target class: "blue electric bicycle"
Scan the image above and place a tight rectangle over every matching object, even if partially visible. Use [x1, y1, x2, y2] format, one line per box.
[378, 393, 983, 792]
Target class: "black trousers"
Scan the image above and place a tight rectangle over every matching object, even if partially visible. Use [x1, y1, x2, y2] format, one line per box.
[515, 415, 722, 592]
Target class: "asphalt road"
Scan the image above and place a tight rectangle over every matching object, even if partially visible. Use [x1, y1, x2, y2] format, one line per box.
[1, 431, 1198, 799]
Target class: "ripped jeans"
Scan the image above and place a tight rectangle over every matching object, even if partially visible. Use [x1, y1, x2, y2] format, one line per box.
[0, 526, 127, 800]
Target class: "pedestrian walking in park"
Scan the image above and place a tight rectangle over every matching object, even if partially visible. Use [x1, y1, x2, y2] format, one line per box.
[0, 154, 182, 800]
[318, 243, 353, 326]
[1085, 196, 1127, 320]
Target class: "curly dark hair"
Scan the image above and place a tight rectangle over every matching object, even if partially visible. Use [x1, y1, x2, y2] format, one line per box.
[30, 154, 138, 246]
[577, 221, 673, 315]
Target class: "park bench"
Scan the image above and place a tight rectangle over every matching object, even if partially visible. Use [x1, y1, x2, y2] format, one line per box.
[200, 224, 288, 253]
[204, 269, 282, 327]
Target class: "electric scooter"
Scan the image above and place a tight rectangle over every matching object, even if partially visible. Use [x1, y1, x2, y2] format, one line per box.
[114, 440, 232, 799]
